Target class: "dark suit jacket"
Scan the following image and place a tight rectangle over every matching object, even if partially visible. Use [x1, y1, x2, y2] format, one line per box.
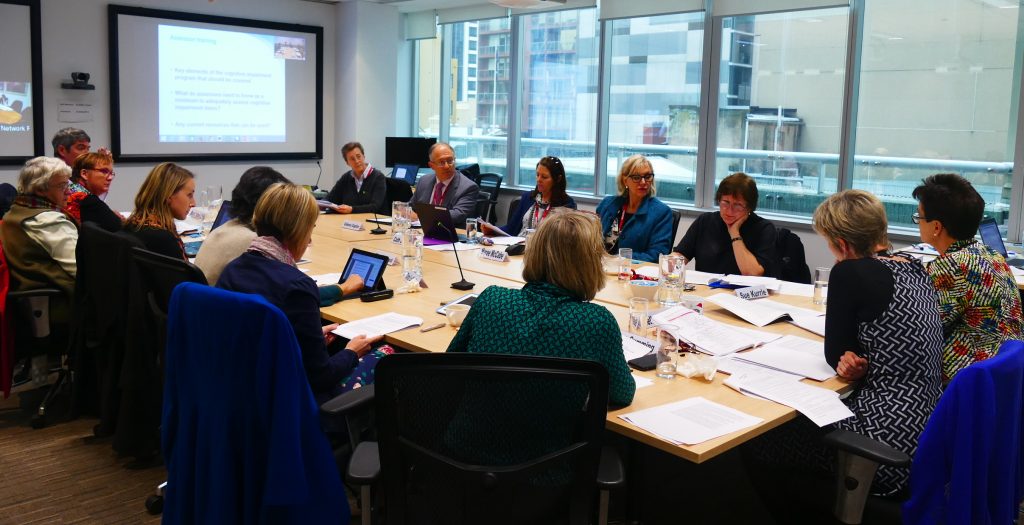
[325, 167, 387, 214]
[409, 171, 480, 225]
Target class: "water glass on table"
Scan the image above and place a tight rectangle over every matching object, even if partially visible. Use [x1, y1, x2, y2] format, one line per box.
[813, 267, 830, 306]
[657, 254, 686, 306]
[654, 324, 680, 379]
[465, 218, 479, 244]
[628, 297, 649, 336]
[617, 248, 633, 281]
[392, 202, 410, 235]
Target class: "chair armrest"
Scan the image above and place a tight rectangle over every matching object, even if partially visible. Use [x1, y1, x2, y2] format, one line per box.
[7, 288, 62, 300]
[823, 429, 911, 468]
[596, 445, 625, 490]
[320, 384, 375, 418]
[347, 441, 380, 486]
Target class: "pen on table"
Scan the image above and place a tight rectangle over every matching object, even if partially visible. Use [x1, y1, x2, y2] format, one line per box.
[420, 323, 446, 332]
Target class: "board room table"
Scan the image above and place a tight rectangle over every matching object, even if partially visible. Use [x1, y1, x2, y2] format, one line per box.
[310, 212, 849, 463]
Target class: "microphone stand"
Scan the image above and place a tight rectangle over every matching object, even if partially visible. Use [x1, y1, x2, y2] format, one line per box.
[436, 222, 474, 290]
[369, 209, 387, 235]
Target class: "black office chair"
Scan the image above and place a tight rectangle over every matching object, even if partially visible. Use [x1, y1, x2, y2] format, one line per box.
[670, 209, 682, 246]
[5, 287, 70, 429]
[476, 173, 503, 223]
[0, 183, 16, 218]
[130, 247, 208, 324]
[775, 227, 812, 284]
[338, 352, 624, 525]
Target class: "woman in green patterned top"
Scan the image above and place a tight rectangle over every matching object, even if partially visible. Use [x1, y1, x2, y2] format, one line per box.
[447, 211, 636, 406]
[913, 173, 1024, 380]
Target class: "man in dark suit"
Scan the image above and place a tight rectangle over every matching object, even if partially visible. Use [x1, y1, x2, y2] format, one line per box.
[409, 142, 479, 225]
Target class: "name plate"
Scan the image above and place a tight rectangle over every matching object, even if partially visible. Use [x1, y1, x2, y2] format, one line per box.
[342, 220, 364, 231]
[735, 285, 769, 300]
[478, 247, 509, 262]
[392, 232, 403, 244]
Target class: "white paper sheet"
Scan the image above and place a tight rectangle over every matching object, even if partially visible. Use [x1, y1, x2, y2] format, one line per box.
[332, 313, 423, 339]
[777, 281, 815, 297]
[311, 273, 342, 287]
[619, 397, 764, 445]
[728, 372, 853, 427]
[488, 236, 525, 246]
[622, 334, 657, 361]
[633, 375, 654, 389]
[720, 275, 782, 291]
[685, 270, 724, 285]
[733, 335, 835, 381]
[706, 294, 824, 328]
[789, 314, 826, 337]
[425, 242, 482, 252]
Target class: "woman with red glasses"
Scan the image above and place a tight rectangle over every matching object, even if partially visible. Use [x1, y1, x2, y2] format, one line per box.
[66, 151, 123, 232]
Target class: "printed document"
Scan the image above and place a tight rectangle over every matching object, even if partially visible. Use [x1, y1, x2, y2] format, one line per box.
[651, 306, 780, 356]
[725, 371, 852, 427]
[619, 397, 764, 445]
[332, 313, 423, 339]
[732, 335, 835, 381]
[706, 294, 823, 328]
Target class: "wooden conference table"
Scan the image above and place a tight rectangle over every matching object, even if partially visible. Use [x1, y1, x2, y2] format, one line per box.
[310, 213, 847, 463]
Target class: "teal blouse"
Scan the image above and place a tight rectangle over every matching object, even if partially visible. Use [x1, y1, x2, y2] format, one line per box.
[446, 281, 636, 406]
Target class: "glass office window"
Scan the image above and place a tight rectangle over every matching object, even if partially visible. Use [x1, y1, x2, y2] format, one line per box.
[448, 18, 511, 176]
[713, 8, 848, 217]
[852, 0, 1021, 228]
[415, 35, 441, 138]
[517, 8, 600, 191]
[605, 12, 704, 203]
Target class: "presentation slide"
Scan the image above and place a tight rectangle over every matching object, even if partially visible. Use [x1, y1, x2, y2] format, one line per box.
[111, 6, 322, 161]
[0, 2, 40, 161]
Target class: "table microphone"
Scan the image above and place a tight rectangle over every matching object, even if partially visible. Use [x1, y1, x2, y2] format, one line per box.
[369, 209, 387, 235]
[436, 221, 474, 290]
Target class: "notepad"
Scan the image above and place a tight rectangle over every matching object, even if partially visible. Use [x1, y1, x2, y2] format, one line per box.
[331, 313, 423, 339]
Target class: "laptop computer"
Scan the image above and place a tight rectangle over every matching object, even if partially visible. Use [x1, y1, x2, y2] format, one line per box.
[978, 217, 1024, 268]
[183, 201, 234, 257]
[391, 164, 419, 185]
[412, 202, 467, 246]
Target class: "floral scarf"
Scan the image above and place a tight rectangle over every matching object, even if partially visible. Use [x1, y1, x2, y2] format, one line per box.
[247, 236, 296, 267]
[13, 194, 77, 226]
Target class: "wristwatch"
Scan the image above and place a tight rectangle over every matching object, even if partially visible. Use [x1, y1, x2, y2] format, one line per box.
[731, 236, 742, 243]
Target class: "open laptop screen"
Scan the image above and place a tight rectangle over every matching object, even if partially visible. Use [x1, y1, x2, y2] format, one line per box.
[978, 218, 1008, 258]
[211, 200, 234, 231]
[391, 164, 418, 185]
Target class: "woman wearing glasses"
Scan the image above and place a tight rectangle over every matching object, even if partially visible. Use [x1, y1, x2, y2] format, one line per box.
[595, 154, 674, 262]
[66, 151, 123, 232]
[673, 172, 777, 276]
[488, 156, 577, 236]
[912, 174, 1022, 380]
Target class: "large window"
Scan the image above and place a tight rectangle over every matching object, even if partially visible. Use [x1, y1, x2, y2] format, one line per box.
[713, 8, 848, 217]
[415, 34, 441, 138]
[448, 18, 511, 176]
[606, 12, 704, 203]
[851, 0, 1020, 228]
[517, 8, 600, 191]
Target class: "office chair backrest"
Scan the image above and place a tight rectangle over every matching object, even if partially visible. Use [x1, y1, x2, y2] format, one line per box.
[130, 247, 207, 321]
[477, 173, 503, 223]
[902, 339, 1024, 525]
[383, 177, 413, 216]
[76, 223, 143, 342]
[671, 209, 682, 245]
[374, 352, 609, 525]
[0, 183, 15, 218]
[775, 227, 812, 284]
[162, 283, 348, 524]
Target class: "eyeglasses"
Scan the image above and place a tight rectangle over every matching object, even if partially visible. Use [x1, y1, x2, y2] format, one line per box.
[87, 167, 115, 178]
[718, 200, 748, 212]
[911, 212, 929, 224]
[50, 179, 70, 190]
[432, 158, 456, 167]
[627, 173, 654, 183]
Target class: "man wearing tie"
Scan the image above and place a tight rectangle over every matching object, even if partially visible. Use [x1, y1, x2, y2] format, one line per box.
[409, 142, 479, 225]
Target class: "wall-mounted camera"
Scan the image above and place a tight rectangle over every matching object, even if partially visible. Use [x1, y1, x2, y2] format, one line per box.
[62, 71, 95, 90]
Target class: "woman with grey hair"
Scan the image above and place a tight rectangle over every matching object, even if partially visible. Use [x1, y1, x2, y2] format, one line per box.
[0, 156, 79, 298]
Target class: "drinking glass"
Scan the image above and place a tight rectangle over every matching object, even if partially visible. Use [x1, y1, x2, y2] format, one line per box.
[813, 267, 831, 306]
[465, 218, 479, 244]
[654, 324, 680, 379]
[401, 229, 423, 289]
[392, 201, 411, 235]
[658, 254, 686, 306]
[207, 185, 223, 206]
[628, 297, 649, 336]
[617, 248, 633, 281]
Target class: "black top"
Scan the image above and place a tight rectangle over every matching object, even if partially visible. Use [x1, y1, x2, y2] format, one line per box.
[126, 225, 186, 261]
[823, 257, 894, 368]
[674, 211, 778, 276]
[326, 167, 387, 214]
[80, 194, 123, 232]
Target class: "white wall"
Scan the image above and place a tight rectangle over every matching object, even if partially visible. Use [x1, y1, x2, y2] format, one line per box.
[0, 0, 406, 211]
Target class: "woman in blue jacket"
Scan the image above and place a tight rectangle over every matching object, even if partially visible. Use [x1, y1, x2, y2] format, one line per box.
[596, 154, 674, 262]
[489, 156, 577, 236]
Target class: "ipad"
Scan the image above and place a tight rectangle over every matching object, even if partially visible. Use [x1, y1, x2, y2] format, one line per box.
[340, 249, 390, 292]
[437, 293, 478, 314]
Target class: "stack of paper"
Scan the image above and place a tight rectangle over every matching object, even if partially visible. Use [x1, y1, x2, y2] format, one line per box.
[651, 306, 780, 356]
[705, 294, 824, 328]
[619, 397, 764, 445]
[685, 270, 724, 285]
[425, 242, 481, 252]
[717, 275, 782, 291]
[732, 335, 835, 381]
[724, 370, 852, 427]
[310, 273, 342, 287]
[332, 313, 423, 339]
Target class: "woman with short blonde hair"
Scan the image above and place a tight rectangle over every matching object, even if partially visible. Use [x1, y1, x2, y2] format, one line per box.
[596, 154, 673, 262]
[124, 162, 196, 260]
[218, 183, 392, 402]
[449, 211, 635, 407]
[812, 189, 888, 259]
